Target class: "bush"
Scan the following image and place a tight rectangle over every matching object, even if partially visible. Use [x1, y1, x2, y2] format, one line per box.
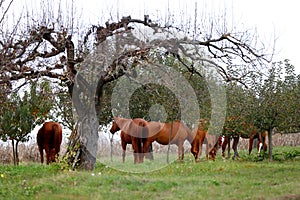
[272, 147, 300, 161]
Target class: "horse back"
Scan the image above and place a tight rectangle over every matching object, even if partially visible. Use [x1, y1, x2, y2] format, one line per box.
[130, 118, 148, 138]
[37, 122, 62, 150]
[148, 121, 186, 144]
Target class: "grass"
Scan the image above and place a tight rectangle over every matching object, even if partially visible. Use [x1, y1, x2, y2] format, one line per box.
[0, 146, 300, 200]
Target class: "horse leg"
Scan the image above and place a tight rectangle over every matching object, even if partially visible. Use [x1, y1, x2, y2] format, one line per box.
[197, 133, 206, 161]
[191, 138, 200, 162]
[227, 137, 231, 159]
[177, 143, 184, 161]
[138, 138, 144, 163]
[131, 141, 137, 164]
[131, 138, 139, 164]
[38, 146, 44, 164]
[263, 142, 267, 159]
[181, 146, 185, 160]
[232, 137, 239, 160]
[44, 146, 50, 165]
[148, 143, 154, 160]
[143, 140, 153, 162]
[197, 139, 203, 161]
[249, 138, 254, 155]
[121, 140, 127, 163]
[256, 136, 261, 155]
[221, 136, 227, 160]
[50, 148, 56, 162]
[262, 135, 267, 159]
[205, 140, 209, 160]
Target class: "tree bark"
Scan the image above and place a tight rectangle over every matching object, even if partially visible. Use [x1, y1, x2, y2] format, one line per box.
[11, 139, 16, 166]
[76, 115, 99, 170]
[16, 140, 19, 166]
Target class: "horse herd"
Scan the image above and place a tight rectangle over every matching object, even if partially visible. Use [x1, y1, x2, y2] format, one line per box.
[36, 117, 268, 165]
[110, 117, 268, 164]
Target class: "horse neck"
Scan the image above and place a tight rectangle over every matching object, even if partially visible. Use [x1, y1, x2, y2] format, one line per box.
[115, 117, 133, 132]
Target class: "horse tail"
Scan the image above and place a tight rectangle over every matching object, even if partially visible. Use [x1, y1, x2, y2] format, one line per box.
[140, 121, 149, 139]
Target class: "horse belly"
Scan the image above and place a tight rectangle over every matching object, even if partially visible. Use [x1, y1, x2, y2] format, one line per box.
[156, 135, 177, 145]
[121, 132, 132, 144]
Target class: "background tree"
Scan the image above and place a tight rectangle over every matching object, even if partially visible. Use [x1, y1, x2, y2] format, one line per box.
[255, 60, 300, 160]
[0, 80, 53, 165]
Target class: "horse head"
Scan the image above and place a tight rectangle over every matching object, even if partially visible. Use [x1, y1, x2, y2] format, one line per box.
[110, 117, 121, 134]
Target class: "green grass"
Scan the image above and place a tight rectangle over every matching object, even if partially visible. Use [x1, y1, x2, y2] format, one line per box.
[1, 146, 300, 200]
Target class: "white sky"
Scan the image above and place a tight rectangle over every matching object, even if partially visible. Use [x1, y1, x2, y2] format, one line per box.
[79, 0, 300, 73]
[7, 0, 300, 73]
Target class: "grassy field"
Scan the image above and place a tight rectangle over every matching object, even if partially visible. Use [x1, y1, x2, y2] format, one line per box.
[1, 146, 300, 200]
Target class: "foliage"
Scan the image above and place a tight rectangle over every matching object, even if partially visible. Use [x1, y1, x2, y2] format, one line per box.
[272, 146, 300, 161]
[97, 52, 211, 125]
[253, 60, 299, 132]
[223, 82, 258, 137]
[0, 80, 54, 165]
[51, 85, 75, 131]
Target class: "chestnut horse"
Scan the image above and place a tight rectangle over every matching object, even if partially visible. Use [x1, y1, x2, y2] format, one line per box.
[142, 120, 195, 161]
[191, 119, 208, 162]
[110, 116, 150, 164]
[221, 130, 267, 160]
[37, 122, 62, 164]
[190, 119, 221, 161]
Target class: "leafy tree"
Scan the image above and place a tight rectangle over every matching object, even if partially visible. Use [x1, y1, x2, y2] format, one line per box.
[52, 84, 75, 132]
[0, 81, 53, 165]
[254, 60, 300, 160]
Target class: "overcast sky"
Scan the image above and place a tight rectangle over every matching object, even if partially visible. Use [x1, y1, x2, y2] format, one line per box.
[79, 0, 300, 73]
[10, 0, 300, 73]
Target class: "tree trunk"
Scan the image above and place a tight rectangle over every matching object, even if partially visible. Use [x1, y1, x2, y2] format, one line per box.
[11, 139, 16, 166]
[65, 71, 105, 170]
[268, 127, 273, 161]
[16, 140, 19, 165]
[77, 116, 99, 170]
[66, 110, 99, 170]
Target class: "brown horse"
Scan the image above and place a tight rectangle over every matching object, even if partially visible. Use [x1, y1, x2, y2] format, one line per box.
[37, 122, 62, 165]
[206, 133, 223, 160]
[142, 120, 195, 161]
[221, 130, 268, 160]
[190, 119, 221, 161]
[110, 116, 149, 164]
[191, 119, 207, 162]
